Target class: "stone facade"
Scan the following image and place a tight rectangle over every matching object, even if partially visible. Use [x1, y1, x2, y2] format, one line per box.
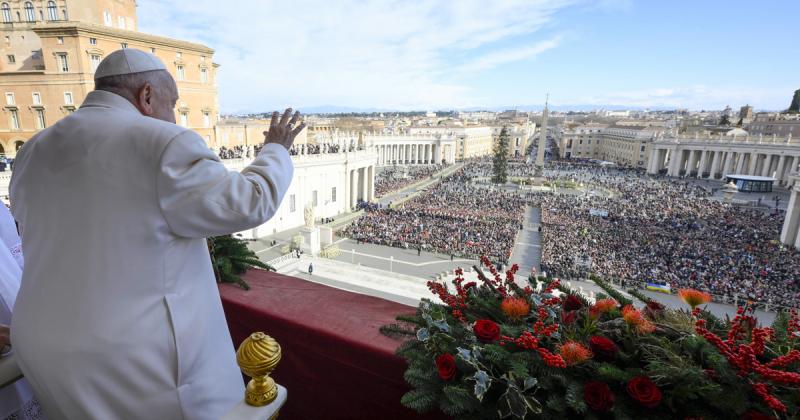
[0, 0, 219, 156]
[647, 133, 799, 187]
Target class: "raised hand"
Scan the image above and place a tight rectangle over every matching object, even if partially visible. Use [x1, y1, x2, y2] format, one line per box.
[264, 108, 306, 150]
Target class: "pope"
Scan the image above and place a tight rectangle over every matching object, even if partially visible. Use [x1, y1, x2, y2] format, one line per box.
[9, 49, 303, 419]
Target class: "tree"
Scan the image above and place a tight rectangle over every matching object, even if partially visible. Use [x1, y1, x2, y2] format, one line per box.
[719, 114, 730, 126]
[492, 126, 509, 184]
[789, 89, 800, 114]
[208, 235, 274, 290]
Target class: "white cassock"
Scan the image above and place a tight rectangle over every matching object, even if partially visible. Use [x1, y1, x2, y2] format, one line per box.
[9, 90, 293, 419]
[0, 204, 43, 420]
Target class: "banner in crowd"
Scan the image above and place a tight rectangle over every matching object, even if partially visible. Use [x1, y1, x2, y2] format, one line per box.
[646, 282, 672, 293]
[589, 208, 609, 217]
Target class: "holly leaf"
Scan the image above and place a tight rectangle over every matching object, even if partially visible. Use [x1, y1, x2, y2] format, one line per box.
[457, 347, 473, 362]
[416, 328, 430, 342]
[473, 370, 492, 402]
[523, 377, 538, 391]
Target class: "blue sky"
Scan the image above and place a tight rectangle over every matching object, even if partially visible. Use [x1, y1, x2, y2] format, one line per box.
[137, 0, 800, 113]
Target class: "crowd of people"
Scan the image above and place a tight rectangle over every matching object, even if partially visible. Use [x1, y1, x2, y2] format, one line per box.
[374, 165, 446, 197]
[536, 163, 800, 309]
[344, 162, 526, 262]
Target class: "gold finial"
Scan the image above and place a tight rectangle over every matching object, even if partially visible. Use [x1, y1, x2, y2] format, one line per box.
[236, 332, 282, 407]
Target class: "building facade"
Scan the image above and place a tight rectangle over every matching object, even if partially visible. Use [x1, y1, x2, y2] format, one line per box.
[0, 0, 220, 156]
[647, 133, 800, 187]
[559, 124, 662, 168]
[490, 122, 535, 158]
[407, 126, 494, 159]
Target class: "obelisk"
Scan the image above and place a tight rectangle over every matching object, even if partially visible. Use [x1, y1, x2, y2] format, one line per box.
[534, 95, 549, 175]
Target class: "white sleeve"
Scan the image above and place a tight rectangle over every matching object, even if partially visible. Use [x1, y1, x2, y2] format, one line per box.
[157, 130, 294, 238]
[0, 204, 22, 269]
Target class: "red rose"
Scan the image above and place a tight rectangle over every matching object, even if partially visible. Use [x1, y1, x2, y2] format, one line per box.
[589, 336, 619, 361]
[473, 319, 501, 343]
[435, 353, 457, 381]
[626, 376, 662, 408]
[563, 294, 583, 312]
[583, 381, 615, 412]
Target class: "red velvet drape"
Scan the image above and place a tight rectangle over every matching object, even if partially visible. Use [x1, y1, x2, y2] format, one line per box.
[220, 269, 447, 420]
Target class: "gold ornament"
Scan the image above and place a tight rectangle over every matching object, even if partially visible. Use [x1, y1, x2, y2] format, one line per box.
[236, 332, 282, 406]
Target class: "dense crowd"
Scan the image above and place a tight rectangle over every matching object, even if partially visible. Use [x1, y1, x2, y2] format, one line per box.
[374, 165, 446, 197]
[344, 163, 526, 262]
[537, 163, 800, 308]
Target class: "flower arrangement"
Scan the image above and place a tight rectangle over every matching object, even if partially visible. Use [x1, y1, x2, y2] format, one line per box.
[389, 256, 800, 419]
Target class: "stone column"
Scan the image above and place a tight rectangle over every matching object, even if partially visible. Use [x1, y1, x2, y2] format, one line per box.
[368, 166, 375, 201]
[361, 166, 369, 202]
[646, 148, 658, 174]
[687, 150, 699, 176]
[761, 155, 773, 177]
[736, 152, 746, 174]
[709, 151, 721, 179]
[782, 179, 800, 246]
[747, 152, 757, 174]
[775, 155, 787, 185]
[350, 169, 358, 209]
[697, 150, 709, 177]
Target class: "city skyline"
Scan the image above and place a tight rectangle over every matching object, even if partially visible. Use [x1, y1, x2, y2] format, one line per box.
[138, 0, 799, 113]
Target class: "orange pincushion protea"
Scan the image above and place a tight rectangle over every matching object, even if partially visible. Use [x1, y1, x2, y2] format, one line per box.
[559, 340, 592, 366]
[501, 297, 531, 320]
[678, 289, 712, 309]
[622, 305, 656, 335]
[590, 298, 618, 318]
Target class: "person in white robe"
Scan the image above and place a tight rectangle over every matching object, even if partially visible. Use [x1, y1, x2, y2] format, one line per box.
[0, 204, 43, 420]
[8, 49, 303, 420]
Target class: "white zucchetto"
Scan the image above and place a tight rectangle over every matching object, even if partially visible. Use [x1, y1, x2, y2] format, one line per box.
[94, 49, 167, 80]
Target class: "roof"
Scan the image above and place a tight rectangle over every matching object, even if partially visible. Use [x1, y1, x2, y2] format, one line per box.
[724, 175, 776, 182]
[32, 22, 215, 54]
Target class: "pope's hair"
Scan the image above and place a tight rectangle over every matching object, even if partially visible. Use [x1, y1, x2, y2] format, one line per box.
[94, 70, 175, 102]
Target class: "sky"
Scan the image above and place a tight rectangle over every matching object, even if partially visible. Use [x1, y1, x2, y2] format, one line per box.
[137, 0, 800, 113]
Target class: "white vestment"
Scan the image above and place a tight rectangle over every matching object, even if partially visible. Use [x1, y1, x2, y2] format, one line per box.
[9, 90, 293, 420]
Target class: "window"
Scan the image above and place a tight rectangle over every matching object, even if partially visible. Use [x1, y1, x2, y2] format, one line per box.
[63, 92, 73, 105]
[180, 111, 188, 127]
[200, 67, 208, 83]
[89, 37, 97, 45]
[4, 93, 13, 105]
[56, 53, 68, 72]
[56, 36, 63, 44]
[1, 3, 10, 23]
[120, 42, 128, 49]
[176, 65, 184, 81]
[640, 145, 646, 152]
[176, 52, 182, 59]
[6, 54, 13, 64]
[24, 2, 34, 22]
[9, 110, 19, 129]
[35, 109, 45, 129]
[90, 54, 101, 72]
[3, 36, 8, 45]
[103, 11, 111, 26]
[118, 16, 125, 29]
[312, 190, 318, 207]
[32, 92, 40, 105]
[289, 194, 296, 212]
[150, 47, 156, 53]
[331, 187, 337, 202]
[47, 1, 57, 20]
[200, 56, 205, 62]
[202, 111, 210, 128]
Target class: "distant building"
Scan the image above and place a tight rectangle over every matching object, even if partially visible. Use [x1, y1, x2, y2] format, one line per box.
[0, 0, 220, 156]
[739, 105, 754, 123]
[489, 122, 536, 158]
[559, 123, 662, 167]
[408, 125, 494, 159]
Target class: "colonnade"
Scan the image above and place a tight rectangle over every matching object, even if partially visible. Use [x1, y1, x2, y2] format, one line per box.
[345, 165, 374, 209]
[375, 143, 454, 166]
[648, 136, 800, 187]
[781, 175, 800, 247]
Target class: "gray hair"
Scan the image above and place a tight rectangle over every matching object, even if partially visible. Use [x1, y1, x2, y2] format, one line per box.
[94, 70, 174, 101]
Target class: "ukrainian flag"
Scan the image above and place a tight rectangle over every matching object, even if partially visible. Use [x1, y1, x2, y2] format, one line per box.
[646, 282, 671, 294]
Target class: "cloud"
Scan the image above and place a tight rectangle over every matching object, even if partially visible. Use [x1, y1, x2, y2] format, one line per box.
[461, 35, 563, 73]
[136, 0, 576, 112]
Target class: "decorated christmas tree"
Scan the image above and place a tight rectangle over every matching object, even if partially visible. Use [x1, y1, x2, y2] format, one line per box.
[492, 127, 510, 184]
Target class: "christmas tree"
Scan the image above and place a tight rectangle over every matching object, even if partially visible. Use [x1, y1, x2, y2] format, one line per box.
[492, 126, 510, 184]
[208, 235, 274, 290]
[789, 89, 800, 114]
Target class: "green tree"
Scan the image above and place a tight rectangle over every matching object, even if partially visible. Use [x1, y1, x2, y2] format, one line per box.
[208, 235, 274, 290]
[719, 114, 730, 126]
[789, 88, 800, 113]
[492, 126, 509, 184]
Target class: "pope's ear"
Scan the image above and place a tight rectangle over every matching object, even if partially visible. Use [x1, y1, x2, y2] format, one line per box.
[136, 83, 155, 116]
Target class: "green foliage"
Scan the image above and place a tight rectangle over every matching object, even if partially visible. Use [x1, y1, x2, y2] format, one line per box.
[208, 235, 274, 290]
[387, 262, 800, 419]
[590, 275, 633, 306]
[789, 88, 800, 113]
[492, 126, 510, 184]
